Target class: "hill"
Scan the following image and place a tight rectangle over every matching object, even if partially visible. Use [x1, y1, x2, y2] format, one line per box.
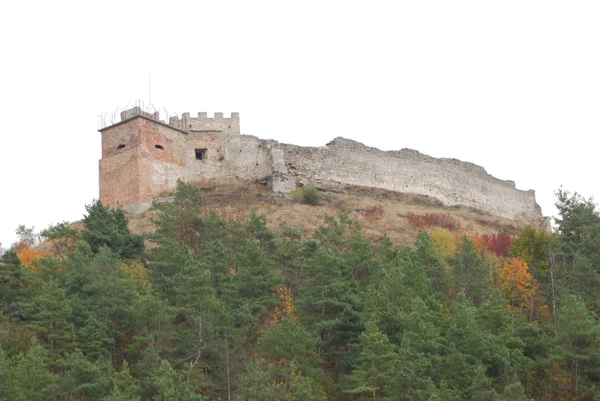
[122, 178, 541, 246]
[6, 183, 599, 401]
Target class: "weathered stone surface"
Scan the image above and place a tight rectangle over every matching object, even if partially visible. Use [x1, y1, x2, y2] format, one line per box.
[98, 108, 544, 222]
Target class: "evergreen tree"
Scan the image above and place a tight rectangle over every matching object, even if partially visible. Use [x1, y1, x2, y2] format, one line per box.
[412, 231, 450, 300]
[61, 352, 113, 399]
[449, 237, 491, 306]
[78, 248, 138, 366]
[103, 361, 140, 401]
[9, 339, 60, 400]
[553, 295, 600, 400]
[0, 347, 13, 401]
[152, 180, 205, 251]
[344, 319, 398, 400]
[235, 361, 286, 401]
[28, 280, 75, 356]
[81, 200, 143, 259]
[258, 316, 321, 378]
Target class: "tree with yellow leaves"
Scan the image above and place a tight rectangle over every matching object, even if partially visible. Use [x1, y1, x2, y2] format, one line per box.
[498, 256, 547, 321]
[272, 287, 296, 324]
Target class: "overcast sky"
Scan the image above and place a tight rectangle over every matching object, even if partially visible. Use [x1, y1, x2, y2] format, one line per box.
[1, 1, 599, 248]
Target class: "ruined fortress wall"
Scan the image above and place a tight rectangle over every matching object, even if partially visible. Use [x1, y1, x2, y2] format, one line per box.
[279, 137, 542, 221]
[175, 133, 273, 184]
[219, 135, 274, 180]
[99, 110, 543, 222]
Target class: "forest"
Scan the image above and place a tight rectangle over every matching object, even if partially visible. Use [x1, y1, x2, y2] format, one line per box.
[1, 181, 600, 401]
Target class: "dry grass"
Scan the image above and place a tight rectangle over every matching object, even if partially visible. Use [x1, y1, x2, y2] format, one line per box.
[191, 180, 525, 246]
[36, 179, 530, 251]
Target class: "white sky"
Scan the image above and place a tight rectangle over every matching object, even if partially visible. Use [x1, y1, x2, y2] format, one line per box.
[1, 1, 599, 248]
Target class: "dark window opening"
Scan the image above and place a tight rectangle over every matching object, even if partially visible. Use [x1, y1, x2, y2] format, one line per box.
[155, 144, 165, 150]
[195, 148, 207, 160]
[117, 144, 126, 149]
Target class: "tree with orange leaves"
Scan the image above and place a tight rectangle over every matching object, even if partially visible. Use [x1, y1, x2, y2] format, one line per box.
[498, 256, 546, 321]
[16, 245, 50, 272]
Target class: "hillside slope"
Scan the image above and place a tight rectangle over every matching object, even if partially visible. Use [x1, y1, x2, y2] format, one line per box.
[125, 178, 546, 246]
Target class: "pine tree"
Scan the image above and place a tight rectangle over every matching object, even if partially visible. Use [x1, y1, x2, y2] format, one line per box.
[449, 237, 491, 306]
[29, 280, 75, 356]
[81, 200, 144, 259]
[9, 339, 60, 400]
[344, 319, 398, 400]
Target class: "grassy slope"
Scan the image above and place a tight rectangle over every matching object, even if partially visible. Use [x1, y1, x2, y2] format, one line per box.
[126, 178, 540, 247]
[36, 178, 542, 254]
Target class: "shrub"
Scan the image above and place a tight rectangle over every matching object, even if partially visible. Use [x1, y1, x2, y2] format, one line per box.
[468, 232, 513, 257]
[406, 213, 461, 232]
[292, 186, 321, 205]
[431, 228, 456, 257]
[363, 205, 384, 222]
[483, 232, 513, 257]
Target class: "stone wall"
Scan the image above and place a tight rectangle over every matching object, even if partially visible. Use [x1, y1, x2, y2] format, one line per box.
[276, 137, 542, 221]
[98, 108, 544, 222]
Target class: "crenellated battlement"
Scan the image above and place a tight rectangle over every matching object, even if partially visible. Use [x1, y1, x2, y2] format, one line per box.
[168, 112, 240, 134]
[106, 106, 240, 135]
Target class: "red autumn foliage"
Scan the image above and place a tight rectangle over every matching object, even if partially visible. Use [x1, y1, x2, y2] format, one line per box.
[482, 232, 513, 257]
[363, 205, 384, 222]
[467, 232, 513, 258]
[406, 213, 461, 232]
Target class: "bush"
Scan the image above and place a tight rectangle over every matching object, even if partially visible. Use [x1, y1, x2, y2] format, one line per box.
[363, 205, 384, 222]
[482, 232, 513, 257]
[292, 186, 321, 205]
[406, 213, 461, 232]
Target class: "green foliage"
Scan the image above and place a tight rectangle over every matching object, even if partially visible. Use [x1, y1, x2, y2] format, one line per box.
[0, 347, 11, 400]
[76, 247, 139, 364]
[553, 295, 600, 400]
[40, 221, 79, 257]
[449, 236, 492, 306]
[258, 316, 320, 376]
[3, 186, 600, 400]
[344, 319, 398, 400]
[0, 249, 29, 306]
[81, 200, 144, 259]
[28, 280, 75, 356]
[554, 188, 600, 254]
[152, 180, 206, 250]
[292, 185, 321, 205]
[235, 361, 286, 401]
[15, 224, 39, 247]
[9, 339, 60, 400]
[62, 352, 113, 399]
[511, 225, 552, 277]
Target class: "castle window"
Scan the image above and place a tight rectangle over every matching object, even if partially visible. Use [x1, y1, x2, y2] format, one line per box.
[155, 144, 165, 150]
[117, 144, 126, 149]
[195, 148, 207, 160]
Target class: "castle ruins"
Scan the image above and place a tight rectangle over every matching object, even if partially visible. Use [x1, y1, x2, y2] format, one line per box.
[98, 107, 544, 222]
